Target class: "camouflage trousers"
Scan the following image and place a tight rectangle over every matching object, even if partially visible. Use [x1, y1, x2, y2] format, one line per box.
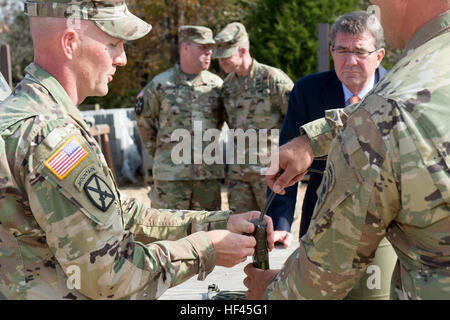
[149, 179, 222, 210]
[227, 177, 267, 213]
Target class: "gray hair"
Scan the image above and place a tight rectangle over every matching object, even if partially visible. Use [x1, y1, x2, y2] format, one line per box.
[330, 11, 384, 49]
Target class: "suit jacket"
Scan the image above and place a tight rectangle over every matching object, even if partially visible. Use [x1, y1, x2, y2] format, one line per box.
[267, 66, 388, 234]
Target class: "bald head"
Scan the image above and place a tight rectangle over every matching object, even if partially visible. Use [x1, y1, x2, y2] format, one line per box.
[28, 16, 127, 105]
[30, 16, 68, 41]
[30, 17, 92, 71]
[370, 0, 450, 48]
[25, 1, 142, 105]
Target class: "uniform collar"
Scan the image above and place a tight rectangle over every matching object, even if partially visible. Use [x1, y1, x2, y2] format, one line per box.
[174, 63, 207, 86]
[247, 59, 259, 80]
[235, 58, 259, 80]
[24, 63, 89, 132]
[403, 10, 450, 57]
[230, 59, 259, 88]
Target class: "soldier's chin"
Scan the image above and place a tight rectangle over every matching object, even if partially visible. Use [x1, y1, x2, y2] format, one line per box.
[203, 62, 211, 70]
[220, 64, 233, 74]
[92, 86, 109, 97]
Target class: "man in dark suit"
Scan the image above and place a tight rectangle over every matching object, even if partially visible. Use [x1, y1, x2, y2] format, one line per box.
[268, 11, 387, 237]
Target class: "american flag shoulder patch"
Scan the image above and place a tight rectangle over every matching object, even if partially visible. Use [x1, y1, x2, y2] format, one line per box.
[45, 136, 88, 180]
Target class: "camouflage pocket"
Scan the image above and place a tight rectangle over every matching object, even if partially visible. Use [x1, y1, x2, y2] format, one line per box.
[307, 130, 374, 272]
[312, 128, 369, 220]
[253, 92, 272, 118]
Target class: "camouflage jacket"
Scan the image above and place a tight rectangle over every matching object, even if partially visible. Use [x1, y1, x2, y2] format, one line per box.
[0, 63, 230, 300]
[0, 72, 10, 102]
[266, 12, 450, 300]
[222, 60, 293, 181]
[135, 63, 225, 181]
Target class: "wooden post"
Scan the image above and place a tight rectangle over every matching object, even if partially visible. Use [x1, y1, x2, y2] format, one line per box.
[0, 44, 12, 89]
[100, 130, 118, 182]
[89, 124, 118, 182]
[317, 23, 330, 72]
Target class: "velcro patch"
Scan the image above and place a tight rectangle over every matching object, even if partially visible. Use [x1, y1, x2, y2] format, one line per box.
[75, 164, 97, 191]
[45, 137, 88, 180]
[84, 174, 115, 212]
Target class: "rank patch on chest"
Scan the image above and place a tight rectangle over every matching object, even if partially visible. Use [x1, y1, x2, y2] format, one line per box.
[45, 137, 88, 180]
[84, 174, 115, 212]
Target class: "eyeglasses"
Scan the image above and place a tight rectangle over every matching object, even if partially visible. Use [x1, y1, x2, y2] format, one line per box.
[332, 47, 379, 58]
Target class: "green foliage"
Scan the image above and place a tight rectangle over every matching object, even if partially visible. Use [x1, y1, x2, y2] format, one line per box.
[244, 0, 362, 81]
[0, 0, 32, 84]
[244, 0, 403, 80]
[0, 0, 403, 109]
[4, 13, 32, 83]
[84, 0, 251, 109]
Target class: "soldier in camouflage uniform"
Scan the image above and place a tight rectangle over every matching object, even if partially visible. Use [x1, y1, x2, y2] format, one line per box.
[244, 0, 450, 300]
[0, 0, 274, 300]
[135, 26, 225, 211]
[213, 22, 294, 213]
[0, 73, 9, 300]
[0, 72, 10, 102]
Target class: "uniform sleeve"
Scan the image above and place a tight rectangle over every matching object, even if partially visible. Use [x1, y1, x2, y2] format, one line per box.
[270, 71, 294, 116]
[26, 121, 228, 300]
[135, 81, 160, 158]
[0, 72, 11, 101]
[120, 193, 229, 243]
[300, 104, 359, 158]
[265, 104, 400, 299]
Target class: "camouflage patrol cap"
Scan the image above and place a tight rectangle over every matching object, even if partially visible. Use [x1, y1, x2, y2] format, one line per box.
[24, 0, 152, 41]
[212, 22, 248, 59]
[178, 26, 215, 45]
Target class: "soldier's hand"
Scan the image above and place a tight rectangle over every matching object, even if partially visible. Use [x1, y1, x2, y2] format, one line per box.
[273, 230, 293, 248]
[207, 230, 256, 267]
[243, 263, 279, 300]
[226, 211, 275, 251]
[266, 135, 314, 195]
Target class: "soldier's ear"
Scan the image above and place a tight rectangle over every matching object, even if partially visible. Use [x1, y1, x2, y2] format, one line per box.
[179, 41, 189, 53]
[61, 29, 80, 61]
[376, 48, 386, 65]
